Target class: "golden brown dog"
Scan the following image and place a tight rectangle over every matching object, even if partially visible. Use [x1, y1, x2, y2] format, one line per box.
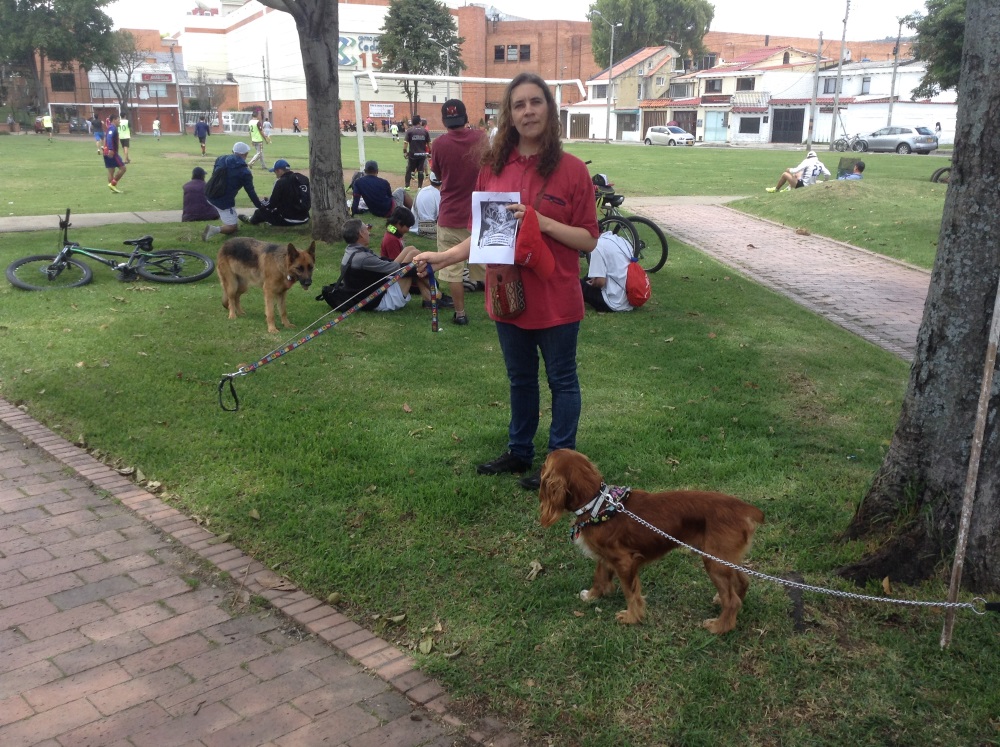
[217, 238, 316, 333]
[539, 449, 764, 633]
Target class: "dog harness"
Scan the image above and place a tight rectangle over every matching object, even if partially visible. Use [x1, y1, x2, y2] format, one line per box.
[570, 483, 631, 541]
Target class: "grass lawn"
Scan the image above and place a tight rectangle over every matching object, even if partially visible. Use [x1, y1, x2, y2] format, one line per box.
[1, 133, 994, 746]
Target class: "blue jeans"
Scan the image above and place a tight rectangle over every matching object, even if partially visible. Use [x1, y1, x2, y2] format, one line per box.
[494, 321, 581, 463]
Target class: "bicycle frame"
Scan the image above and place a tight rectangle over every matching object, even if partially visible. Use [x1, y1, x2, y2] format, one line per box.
[55, 208, 155, 275]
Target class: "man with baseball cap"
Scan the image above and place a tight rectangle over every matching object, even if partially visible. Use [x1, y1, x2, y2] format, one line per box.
[240, 158, 311, 226]
[429, 98, 487, 325]
[351, 159, 411, 218]
[202, 142, 265, 240]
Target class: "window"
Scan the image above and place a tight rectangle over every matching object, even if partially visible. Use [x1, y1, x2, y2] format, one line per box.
[593, 84, 608, 99]
[50, 73, 75, 92]
[144, 83, 167, 98]
[782, 52, 791, 65]
[738, 117, 761, 134]
[655, 76, 665, 87]
[823, 78, 841, 94]
[89, 82, 116, 99]
[697, 54, 717, 70]
[861, 76, 872, 94]
[494, 45, 504, 62]
[668, 82, 691, 98]
[736, 77, 755, 91]
[705, 79, 723, 94]
[637, 84, 643, 98]
[519, 44, 530, 62]
[618, 113, 638, 132]
[507, 45, 518, 62]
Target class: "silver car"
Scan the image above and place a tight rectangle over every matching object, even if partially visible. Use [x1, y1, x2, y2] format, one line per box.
[864, 125, 938, 154]
[643, 125, 694, 146]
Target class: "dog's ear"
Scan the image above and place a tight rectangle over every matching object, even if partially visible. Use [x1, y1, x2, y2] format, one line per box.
[286, 243, 299, 260]
[306, 241, 316, 257]
[538, 467, 568, 528]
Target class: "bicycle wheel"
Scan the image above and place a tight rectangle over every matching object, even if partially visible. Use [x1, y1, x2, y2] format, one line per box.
[835, 139, 848, 152]
[851, 140, 867, 152]
[6, 255, 93, 290]
[627, 216, 669, 273]
[598, 215, 638, 248]
[136, 250, 215, 283]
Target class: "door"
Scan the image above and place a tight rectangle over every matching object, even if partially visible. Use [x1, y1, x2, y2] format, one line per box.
[771, 108, 805, 143]
[704, 111, 727, 142]
[569, 114, 590, 140]
[673, 111, 696, 136]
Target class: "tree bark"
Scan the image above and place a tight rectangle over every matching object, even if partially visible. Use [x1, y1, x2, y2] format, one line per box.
[840, 0, 1000, 591]
[257, 0, 348, 243]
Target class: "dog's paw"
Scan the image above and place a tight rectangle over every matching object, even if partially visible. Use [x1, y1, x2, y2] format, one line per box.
[579, 589, 592, 601]
[702, 617, 734, 634]
[615, 609, 642, 625]
[712, 593, 721, 606]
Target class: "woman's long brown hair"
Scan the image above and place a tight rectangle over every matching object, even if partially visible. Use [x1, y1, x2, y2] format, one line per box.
[482, 72, 563, 178]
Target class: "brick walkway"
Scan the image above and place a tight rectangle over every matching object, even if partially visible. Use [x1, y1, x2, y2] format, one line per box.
[630, 198, 931, 361]
[0, 401, 520, 747]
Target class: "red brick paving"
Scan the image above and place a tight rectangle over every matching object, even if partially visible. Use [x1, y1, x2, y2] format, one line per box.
[0, 402, 522, 747]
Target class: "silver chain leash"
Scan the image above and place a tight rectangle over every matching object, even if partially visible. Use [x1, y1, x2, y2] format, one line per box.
[611, 501, 988, 615]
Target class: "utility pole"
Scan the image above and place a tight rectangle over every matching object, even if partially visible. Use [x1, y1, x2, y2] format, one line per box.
[265, 40, 274, 125]
[591, 10, 622, 144]
[808, 32, 823, 150]
[887, 18, 903, 127]
[828, 0, 850, 150]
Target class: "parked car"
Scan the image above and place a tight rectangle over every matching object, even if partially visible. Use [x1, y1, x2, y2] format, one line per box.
[643, 125, 694, 146]
[864, 125, 938, 154]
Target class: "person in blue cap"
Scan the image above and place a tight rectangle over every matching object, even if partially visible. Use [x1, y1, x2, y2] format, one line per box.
[240, 159, 311, 226]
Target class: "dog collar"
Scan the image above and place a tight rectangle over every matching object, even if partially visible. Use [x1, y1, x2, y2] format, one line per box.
[571, 483, 630, 541]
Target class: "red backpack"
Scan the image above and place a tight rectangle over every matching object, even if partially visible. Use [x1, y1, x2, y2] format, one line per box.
[625, 257, 651, 307]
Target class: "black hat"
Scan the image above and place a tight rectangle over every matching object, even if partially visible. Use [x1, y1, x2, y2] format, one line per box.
[441, 99, 467, 128]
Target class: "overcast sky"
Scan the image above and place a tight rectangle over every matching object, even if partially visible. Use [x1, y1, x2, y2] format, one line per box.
[106, 0, 926, 41]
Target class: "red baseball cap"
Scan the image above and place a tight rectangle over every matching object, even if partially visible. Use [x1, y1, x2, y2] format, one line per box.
[514, 206, 555, 279]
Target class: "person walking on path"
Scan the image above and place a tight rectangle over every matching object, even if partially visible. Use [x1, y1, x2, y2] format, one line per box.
[194, 115, 210, 155]
[414, 72, 600, 490]
[102, 113, 127, 193]
[429, 98, 487, 325]
[248, 113, 271, 169]
[202, 142, 265, 240]
[42, 113, 53, 142]
[293, 116, 301, 133]
[152, 118, 161, 140]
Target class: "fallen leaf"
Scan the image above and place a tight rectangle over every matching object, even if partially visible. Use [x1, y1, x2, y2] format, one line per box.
[75, 361, 86, 368]
[255, 570, 295, 591]
[573, 610, 585, 617]
[402, 402, 413, 413]
[248, 508, 261, 520]
[526, 560, 543, 581]
[795, 228, 811, 236]
[327, 592, 342, 605]
[419, 636, 434, 654]
[387, 613, 407, 624]
[746, 243, 756, 249]
[708, 332, 717, 339]
[882, 576, 892, 595]
[443, 648, 462, 659]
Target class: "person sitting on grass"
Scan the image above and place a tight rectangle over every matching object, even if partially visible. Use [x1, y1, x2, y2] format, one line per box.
[181, 167, 219, 222]
[338, 219, 440, 312]
[379, 207, 454, 307]
[838, 161, 866, 181]
[766, 150, 831, 192]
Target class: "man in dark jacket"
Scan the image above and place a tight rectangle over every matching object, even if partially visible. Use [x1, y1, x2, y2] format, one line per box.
[241, 159, 310, 226]
[202, 142, 265, 240]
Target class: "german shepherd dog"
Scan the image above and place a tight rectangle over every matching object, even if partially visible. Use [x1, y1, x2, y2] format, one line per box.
[217, 239, 316, 333]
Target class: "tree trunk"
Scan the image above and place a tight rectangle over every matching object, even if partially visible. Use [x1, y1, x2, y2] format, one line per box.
[839, 0, 1000, 592]
[258, 0, 348, 243]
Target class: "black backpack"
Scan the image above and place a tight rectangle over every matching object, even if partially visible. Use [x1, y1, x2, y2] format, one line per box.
[292, 172, 311, 212]
[205, 165, 228, 199]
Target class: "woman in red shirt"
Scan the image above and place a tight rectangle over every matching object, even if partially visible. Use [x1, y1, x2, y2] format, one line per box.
[415, 72, 599, 489]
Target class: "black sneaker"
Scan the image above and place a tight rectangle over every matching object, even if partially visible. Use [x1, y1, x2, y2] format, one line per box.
[476, 451, 531, 475]
[452, 313, 469, 326]
[238, 214, 251, 224]
[518, 469, 541, 491]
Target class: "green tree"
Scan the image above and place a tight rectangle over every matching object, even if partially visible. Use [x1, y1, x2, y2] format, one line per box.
[256, 0, 347, 243]
[378, 0, 465, 117]
[0, 0, 114, 110]
[907, 0, 965, 97]
[94, 31, 148, 121]
[840, 0, 1000, 591]
[588, 0, 713, 68]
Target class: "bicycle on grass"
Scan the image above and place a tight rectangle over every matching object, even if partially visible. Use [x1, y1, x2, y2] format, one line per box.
[6, 209, 215, 291]
[587, 165, 669, 273]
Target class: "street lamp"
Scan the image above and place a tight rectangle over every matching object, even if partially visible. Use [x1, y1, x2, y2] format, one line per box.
[591, 10, 621, 144]
[429, 39, 453, 99]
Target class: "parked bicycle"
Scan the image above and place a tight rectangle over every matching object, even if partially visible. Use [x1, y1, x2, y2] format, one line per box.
[587, 165, 669, 273]
[834, 133, 868, 152]
[6, 209, 215, 291]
